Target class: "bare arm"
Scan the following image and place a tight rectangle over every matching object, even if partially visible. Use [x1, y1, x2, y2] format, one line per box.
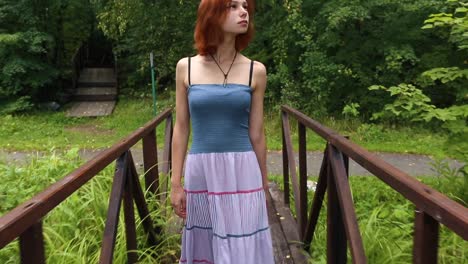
[249, 61, 268, 190]
[170, 57, 190, 218]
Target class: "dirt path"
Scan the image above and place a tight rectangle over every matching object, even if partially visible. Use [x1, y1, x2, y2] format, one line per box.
[1, 148, 464, 177]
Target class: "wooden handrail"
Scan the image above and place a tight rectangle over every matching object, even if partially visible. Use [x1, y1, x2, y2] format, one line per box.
[281, 105, 468, 263]
[0, 108, 173, 263]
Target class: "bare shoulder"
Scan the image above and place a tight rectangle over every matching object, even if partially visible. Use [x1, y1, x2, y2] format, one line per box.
[251, 60, 266, 91]
[253, 61, 267, 77]
[176, 57, 189, 71]
[176, 57, 190, 88]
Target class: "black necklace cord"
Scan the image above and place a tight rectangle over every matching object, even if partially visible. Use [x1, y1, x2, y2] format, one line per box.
[209, 52, 238, 87]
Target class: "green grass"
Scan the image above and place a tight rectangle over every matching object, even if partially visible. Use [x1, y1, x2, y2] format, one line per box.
[0, 96, 171, 151]
[0, 94, 450, 159]
[0, 149, 180, 264]
[264, 112, 449, 158]
[268, 174, 467, 264]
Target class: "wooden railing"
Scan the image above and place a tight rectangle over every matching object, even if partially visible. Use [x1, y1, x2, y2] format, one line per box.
[0, 108, 173, 264]
[281, 105, 468, 264]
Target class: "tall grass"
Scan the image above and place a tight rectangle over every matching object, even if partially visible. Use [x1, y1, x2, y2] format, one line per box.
[0, 149, 180, 263]
[269, 174, 467, 264]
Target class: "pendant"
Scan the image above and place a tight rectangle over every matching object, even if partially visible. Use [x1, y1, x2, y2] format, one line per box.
[223, 76, 228, 87]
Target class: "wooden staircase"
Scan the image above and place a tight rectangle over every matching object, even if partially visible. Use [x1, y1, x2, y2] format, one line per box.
[67, 67, 117, 117]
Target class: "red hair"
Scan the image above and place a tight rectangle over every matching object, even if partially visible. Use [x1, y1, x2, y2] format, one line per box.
[194, 0, 255, 55]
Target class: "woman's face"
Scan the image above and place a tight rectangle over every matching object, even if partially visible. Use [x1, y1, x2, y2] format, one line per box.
[222, 0, 249, 35]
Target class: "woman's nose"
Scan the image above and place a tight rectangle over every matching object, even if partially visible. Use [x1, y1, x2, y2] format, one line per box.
[240, 8, 247, 17]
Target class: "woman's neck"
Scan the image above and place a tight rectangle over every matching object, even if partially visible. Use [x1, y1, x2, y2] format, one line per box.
[212, 34, 237, 64]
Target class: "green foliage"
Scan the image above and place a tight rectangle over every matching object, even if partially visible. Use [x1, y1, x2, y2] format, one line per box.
[342, 102, 360, 117]
[95, 0, 197, 90]
[0, 0, 94, 113]
[0, 96, 34, 114]
[368, 0, 467, 161]
[0, 30, 57, 100]
[369, 82, 467, 160]
[369, 84, 436, 122]
[422, 0, 468, 50]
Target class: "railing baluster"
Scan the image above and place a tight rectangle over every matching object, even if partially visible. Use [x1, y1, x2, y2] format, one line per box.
[281, 111, 303, 234]
[327, 147, 347, 264]
[282, 112, 290, 205]
[100, 152, 128, 264]
[298, 122, 308, 237]
[413, 209, 439, 264]
[304, 145, 329, 250]
[342, 136, 350, 177]
[160, 114, 173, 202]
[143, 129, 159, 195]
[127, 152, 160, 243]
[123, 155, 138, 264]
[329, 145, 367, 263]
[19, 221, 45, 264]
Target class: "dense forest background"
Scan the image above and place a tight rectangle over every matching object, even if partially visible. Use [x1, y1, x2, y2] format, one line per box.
[0, 0, 466, 159]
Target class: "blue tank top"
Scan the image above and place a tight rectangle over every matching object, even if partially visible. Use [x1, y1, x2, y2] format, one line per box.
[186, 56, 255, 154]
[188, 84, 253, 154]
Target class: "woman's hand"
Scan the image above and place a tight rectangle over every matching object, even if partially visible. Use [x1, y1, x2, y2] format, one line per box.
[170, 184, 187, 219]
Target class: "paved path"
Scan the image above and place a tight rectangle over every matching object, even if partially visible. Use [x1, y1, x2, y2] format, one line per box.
[0, 148, 464, 177]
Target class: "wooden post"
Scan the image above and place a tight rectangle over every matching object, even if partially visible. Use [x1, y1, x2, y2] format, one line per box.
[143, 129, 159, 194]
[128, 151, 160, 244]
[282, 112, 290, 205]
[123, 160, 138, 263]
[100, 153, 127, 264]
[413, 209, 439, 264]
[327, 146, 347, 264]
[298, 122, 308, 237]
[304, 145, 329, 250]
[19, 221, 45, 264]
[342, 136, 350, 177]
[160, 115, 173, 202]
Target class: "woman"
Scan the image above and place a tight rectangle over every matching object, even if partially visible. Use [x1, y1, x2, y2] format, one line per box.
[170, 0, 274, 263]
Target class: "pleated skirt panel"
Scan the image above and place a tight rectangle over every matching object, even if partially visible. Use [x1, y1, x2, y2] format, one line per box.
[179, 151, 274, 264]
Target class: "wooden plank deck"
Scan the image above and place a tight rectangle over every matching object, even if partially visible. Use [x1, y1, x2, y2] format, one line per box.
[267, 182, 310, 264]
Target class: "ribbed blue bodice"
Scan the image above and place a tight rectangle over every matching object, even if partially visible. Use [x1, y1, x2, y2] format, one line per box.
[188, 84, 253, 154]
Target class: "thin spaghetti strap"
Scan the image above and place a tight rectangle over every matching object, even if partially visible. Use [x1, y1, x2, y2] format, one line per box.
[188, 56, 191, 86]
[248, 60, 254, 87]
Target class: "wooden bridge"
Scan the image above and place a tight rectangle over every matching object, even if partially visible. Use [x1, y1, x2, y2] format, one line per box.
[0, 107, 467, 263]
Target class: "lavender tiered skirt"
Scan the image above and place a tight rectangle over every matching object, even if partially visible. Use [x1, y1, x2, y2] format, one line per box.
[179, 151, 274, 264]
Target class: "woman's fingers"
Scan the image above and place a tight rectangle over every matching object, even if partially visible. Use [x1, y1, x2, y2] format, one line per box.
[171, 193, 187, 219]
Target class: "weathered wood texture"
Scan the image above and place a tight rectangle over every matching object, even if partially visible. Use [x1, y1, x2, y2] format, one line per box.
[269, 183, 310, 264]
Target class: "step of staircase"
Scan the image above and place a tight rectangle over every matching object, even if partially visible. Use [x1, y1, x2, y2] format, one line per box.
[74, 87, 117, 101]
[66, 101, 116, 117]
[78, 68, 116, 87]
[67, 67, 118, 117]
